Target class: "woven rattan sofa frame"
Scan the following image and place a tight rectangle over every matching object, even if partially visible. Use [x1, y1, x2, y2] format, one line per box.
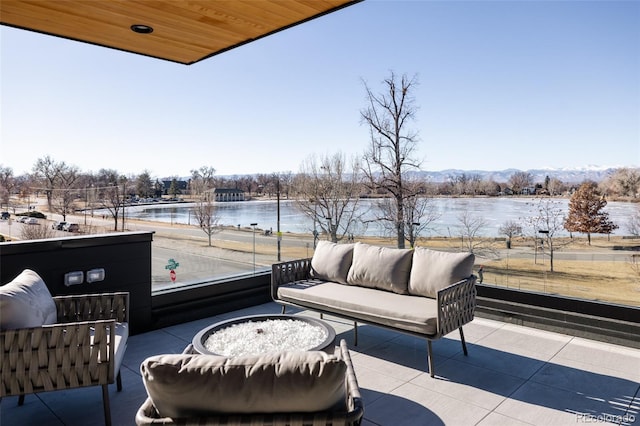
[1, 292, 129, 426]
[272, 258, 477, 378]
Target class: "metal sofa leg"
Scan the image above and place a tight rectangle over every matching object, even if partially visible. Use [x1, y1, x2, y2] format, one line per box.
[116, 371, 123, 392]
[353, 321, 358, 346]
[459, 327, 468, 356]
[18, 395, 25, 406]
[102, 384, 112, 426]
[281, 305, 286, 314]
[427, 340, 435, 378]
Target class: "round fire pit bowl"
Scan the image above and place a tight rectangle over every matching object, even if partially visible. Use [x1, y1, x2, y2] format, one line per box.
[192, 314, 336, 356]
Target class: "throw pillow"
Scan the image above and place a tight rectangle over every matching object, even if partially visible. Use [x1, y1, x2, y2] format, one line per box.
[0, 269, 57, 330]
[408, 248, 475, 298]
[141, 350, 347, 418]
[346, 243, 413, 294]
[310, 241, 354, 284]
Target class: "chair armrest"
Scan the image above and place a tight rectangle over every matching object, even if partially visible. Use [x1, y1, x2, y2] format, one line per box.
[1, 319, 117, 397]
[436, 275, 477, 337]
[135, 398, 164, 425]
[54, 292, 129, 323]
[340, 339, 365, 424]
[271, 258, 312, 300]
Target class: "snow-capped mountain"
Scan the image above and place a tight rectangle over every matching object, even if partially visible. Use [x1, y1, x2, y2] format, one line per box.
[415, 166, 625, 183]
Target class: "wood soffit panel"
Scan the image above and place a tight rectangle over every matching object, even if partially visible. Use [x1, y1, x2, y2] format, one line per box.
[0, 0, 362, 65]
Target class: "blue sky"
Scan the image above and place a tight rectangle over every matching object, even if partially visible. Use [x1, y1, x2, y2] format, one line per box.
[1, 0, 639, 179]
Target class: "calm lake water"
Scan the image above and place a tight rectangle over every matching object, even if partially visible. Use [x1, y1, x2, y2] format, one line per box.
[120, 198, 637, 238]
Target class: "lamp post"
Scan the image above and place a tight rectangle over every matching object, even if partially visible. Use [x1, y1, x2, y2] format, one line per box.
[537, 229, 549, 265]
[326, 216, 332, 242]
[250, 222, 258, 274]
[84, 186, 88, 225]
[276, 179, 281, 262]
[313, 201, 318, 249]
[411, 222, 420, 248]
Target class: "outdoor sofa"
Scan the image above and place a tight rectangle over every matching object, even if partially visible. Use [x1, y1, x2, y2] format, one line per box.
[272, 241, 477, 377]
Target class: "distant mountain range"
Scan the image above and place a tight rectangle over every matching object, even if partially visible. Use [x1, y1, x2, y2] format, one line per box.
[188, 166, 629, 183]
[411, 166, 623, 183]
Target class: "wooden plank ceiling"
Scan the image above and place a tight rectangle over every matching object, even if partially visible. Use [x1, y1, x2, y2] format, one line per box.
[0, 0, 361, 65]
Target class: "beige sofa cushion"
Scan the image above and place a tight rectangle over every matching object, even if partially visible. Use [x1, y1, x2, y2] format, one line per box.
[0, 269, 57, 330]
[346, 243, 413, 294]
[278, 281, 440, 335]
[141, 350, 347, 418]
[408, 248, 475, 298]
[310, 241, 354, 284]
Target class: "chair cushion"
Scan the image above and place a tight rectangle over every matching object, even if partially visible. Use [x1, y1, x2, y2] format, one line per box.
[408, 248, 475, 298]
[141, 350, 347, 418]
[346, 243, 413, 294]
[310, 241, 354, 284]
[0, 269, 57, 330]
[91, 322, 129, 376]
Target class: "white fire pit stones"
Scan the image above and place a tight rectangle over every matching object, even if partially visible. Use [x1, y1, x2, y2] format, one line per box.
[203, 318, 329, 356]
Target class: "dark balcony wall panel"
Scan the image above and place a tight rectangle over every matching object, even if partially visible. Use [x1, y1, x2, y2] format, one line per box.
[476, 284, 640, 349]
[151, 272, 272, 330]
[0, 232, 153, 334]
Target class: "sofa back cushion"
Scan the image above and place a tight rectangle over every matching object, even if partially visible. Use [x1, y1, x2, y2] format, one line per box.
[408, 248, 475, 298]
[310, 241, 354, 284]
[141, 350, 347, 418]
[0, 269, 57, 330]
[346, 243, 413, 294]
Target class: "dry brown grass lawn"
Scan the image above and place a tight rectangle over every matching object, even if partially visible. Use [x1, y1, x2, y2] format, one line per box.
[482, 257, 640, 306]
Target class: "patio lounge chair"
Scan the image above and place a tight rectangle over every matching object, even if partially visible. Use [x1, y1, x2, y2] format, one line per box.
[0, 269, 129, 426]
[136, 339, 364, 425]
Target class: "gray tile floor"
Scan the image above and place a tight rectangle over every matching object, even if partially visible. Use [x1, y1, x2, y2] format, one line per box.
[2, 302, 639, 426]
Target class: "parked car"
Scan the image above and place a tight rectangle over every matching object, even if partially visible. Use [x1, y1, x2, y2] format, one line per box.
[26, 218, 40, 225]
[52, 221, 67, 230]
[1, 212, 10, 220]
[18, 216, 29, 223]
[63, 223, 80, 232]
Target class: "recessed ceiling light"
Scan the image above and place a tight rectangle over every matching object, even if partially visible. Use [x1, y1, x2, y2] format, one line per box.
[131, 24, 153, 34]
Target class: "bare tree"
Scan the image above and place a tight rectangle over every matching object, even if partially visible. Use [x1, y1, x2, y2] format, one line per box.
[456, 211, 492, 255]
[0, 165, 14, 209]
[193, 191, 220, 247]
[564, 181, 618, 244]
[361, 71, 421, 249]
[20, 221, 56, 240]
[95, 169, 123, 231]
[294, 152, 363, 243]
[525, 197, 569, 272]
[546, 177, 566, 196]
[508, 171, 534, 195]
[627, 205, 640, 236]
[376, 177, 440, 248]
[50, 164, 81, 221]
[404, 193, 439, 248]
[32, 156, 67, 212]
[190, 166, 217, 197]
[499, 219, 523, 249]
[602, 167, 640, 198]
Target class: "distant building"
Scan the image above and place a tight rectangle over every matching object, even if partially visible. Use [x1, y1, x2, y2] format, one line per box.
[213, 188, 245, 202]
[161, 179, 188, 194]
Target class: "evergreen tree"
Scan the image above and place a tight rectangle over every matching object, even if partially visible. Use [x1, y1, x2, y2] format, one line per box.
[564, 182, 618, 245]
